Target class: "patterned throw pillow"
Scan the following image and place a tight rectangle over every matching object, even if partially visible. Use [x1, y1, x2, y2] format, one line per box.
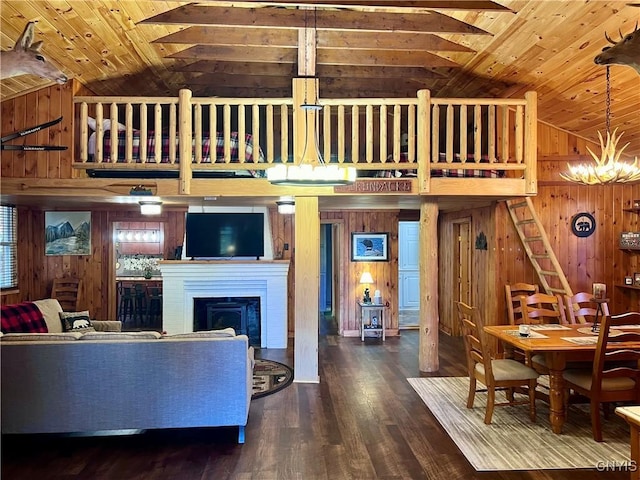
[59, 311, 95, 333]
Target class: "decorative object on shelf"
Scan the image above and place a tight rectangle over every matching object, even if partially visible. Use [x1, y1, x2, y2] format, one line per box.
[620, 232, 640, 249]
[359, 271, 374, 304]
[592, 283, 607, 300]
[351, 232, 389, 261]
[634, 199, 640, 209]
[129, 185, 154, 195]
[635, 272, 640, 287]
[475, 231, 488, 250]
[625, 276, 634, 285]
[276, 196, 295, 214]
[570, 212, 596, 237]
[560, 66, 640, 185]
[44, 211, 91, 256]
[139, 200, 162, 215]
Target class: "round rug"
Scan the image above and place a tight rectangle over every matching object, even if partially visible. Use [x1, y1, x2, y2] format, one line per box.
[252, 358, 294, 399]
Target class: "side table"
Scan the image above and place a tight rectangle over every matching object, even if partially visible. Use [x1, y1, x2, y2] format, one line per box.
[358, 301, 387, 341]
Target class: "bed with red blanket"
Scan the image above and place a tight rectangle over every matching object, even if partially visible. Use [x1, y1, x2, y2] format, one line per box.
[88, 129, 265, 177]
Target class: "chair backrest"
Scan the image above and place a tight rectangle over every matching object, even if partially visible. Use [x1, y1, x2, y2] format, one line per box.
[518, 292, 567, 324]
[564, 292, 610, 324]
[456, 301, 493, 382]
[505, 282, 539, 325]
[50, 277, 82, 312]
[591, 312, 640, 402]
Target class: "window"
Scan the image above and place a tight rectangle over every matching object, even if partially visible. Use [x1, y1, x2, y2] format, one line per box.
[0, 205, 18, 289]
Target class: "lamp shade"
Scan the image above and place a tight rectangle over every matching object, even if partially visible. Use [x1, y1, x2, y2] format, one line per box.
[359, 272, 374, 285]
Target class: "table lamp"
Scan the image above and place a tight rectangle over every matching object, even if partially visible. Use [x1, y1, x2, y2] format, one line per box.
[359, 272, 374, 304]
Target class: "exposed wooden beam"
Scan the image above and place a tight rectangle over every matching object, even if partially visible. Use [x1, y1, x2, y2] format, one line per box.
[179, 60, 297, 76]
[318, 49, 461, 68]
[168, 45, 298, 63]
[185, 73, 294, 88]
[169, 45, 461, 68]
[141, 5, 491, 35]
[176, 60, 447, 79]
[154, 26, 475, 52]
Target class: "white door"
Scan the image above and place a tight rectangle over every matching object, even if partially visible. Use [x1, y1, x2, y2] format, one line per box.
[399, 221, 420, 310]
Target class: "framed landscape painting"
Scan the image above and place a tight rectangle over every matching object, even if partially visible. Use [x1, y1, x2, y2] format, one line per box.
[45, 211, 91, 256]
[351, 232, 389, 262]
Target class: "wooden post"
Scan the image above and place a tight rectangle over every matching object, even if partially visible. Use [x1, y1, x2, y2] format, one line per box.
[524, 91, 537, 194]
[292, 77, 319, 164]
[178, 88, 192, 195]
[294, 196, 320, 383]
[419, 199, 439, 372]
[417, 89, 431, 193]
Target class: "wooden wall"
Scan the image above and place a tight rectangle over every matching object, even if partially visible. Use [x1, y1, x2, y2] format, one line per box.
[6, 206, 186, 320]
[0, 81, 77, 179]
[320, 210, 400, 336]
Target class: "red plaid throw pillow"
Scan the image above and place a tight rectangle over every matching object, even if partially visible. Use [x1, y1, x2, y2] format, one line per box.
[1, 302, 48, 333]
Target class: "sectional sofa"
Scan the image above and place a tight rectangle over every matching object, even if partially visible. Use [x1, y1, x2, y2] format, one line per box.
[1, 299, 254, 443]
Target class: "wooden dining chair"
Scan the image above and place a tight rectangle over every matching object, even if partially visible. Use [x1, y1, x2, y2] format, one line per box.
[518, 292, 567, 325]
[564, 292, 610, 325]
[50, 277, 82, 312]
[505, 282, 539, 325]
[562, 312, 640, 442]
[456, 301, 539, 425]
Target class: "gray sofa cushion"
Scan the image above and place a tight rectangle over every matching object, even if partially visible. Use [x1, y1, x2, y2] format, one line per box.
[80, 331, 161, 341]
[1, 332, 83, 341]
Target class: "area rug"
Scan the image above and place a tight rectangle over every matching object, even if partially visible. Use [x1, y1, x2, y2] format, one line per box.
[407, 376, 629, 471]
[252, 358, 293, 399]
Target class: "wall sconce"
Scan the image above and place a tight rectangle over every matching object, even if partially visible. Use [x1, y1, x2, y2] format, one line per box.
[139, 201, 162, 215]
[276, 197, 295, 214]
[359, 271, 374, 304]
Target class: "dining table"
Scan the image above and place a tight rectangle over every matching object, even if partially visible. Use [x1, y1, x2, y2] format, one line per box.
[484, 322, 640, 435]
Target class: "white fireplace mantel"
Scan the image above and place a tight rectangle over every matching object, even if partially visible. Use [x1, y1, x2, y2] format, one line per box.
[159, 260, 290, 348]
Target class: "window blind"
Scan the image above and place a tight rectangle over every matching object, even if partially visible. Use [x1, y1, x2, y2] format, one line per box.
[0, 205, 18, 289]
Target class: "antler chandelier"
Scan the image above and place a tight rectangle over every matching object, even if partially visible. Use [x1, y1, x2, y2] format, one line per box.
[560, 66, 640, 185]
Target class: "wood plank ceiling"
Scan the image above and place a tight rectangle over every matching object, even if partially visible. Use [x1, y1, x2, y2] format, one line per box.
[1, 1, 639, 156]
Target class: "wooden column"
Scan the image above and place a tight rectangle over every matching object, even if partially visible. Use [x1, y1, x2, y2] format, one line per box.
[292, 77, 319, 164]
[178, 88, 192, 194]
[419, 199, 439, 372]
[294, 195, 320, 383]
[417, 89, 431, 194]
[524, 91, 537, 195]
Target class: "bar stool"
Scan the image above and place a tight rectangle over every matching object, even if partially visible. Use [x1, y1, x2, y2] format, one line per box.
[117, 284, 136, 326]
[134, 284, 147, 326]
[146, 286, 163, 328]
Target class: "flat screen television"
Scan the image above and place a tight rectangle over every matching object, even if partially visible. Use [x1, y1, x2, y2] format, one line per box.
[185, 212, 264, 259]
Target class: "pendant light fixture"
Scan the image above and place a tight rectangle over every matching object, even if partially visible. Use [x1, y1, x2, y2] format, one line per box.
[560, 66, 640, 185]
[267, 7, 356, 187]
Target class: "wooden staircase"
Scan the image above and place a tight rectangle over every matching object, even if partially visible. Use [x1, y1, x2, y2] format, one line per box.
[505, 198, 573, 298]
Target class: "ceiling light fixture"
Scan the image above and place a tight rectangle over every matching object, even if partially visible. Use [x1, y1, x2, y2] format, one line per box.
[276, 196, 296, 214]
[560, 66, 640, 185]
[266, 8, 356, 187]
[139, 200, 162, 215]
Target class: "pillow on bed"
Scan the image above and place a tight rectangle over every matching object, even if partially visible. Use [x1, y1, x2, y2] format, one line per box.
[87, 116, 126, 132]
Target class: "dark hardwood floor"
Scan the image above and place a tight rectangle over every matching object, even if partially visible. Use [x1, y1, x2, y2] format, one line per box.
[1, 323, 630, 480]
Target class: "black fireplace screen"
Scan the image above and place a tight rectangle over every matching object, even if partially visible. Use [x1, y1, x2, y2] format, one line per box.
[193, 297, 261, 347]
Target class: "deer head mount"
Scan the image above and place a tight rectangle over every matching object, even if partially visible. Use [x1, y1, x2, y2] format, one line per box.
[0, 22, 68, 84]
[594, 22, 640, 73]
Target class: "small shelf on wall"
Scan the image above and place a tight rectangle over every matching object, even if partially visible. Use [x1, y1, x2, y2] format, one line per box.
[623, 208, 640, 214]
[616, 284, 640, 291]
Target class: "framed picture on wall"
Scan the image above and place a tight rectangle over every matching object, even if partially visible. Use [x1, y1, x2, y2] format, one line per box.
[45, 211, 91, 256]
[351, 232, 389, 262]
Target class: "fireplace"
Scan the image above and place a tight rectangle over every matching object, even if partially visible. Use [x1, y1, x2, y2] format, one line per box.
[160, 260, 289, 348]
[194, 297, 261, 346]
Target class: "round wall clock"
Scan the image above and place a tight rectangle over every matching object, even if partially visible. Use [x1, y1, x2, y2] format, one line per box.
[571, 212, 595, 237]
